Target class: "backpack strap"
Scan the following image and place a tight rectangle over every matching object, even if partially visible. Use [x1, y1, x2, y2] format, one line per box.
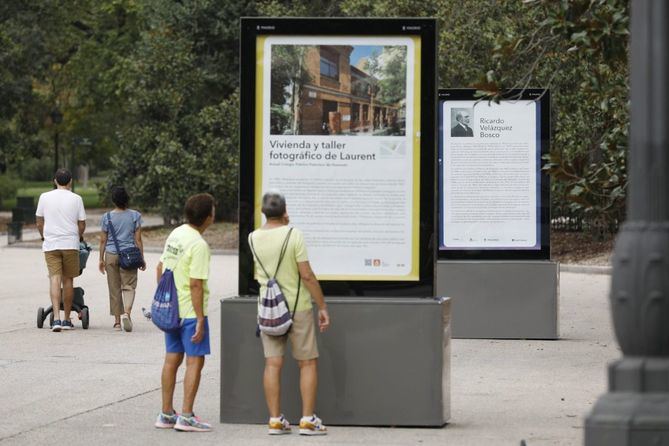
[273, 229, 301, 317]
[292, 273, 301, 316]
[274, 228, 294, 277]
[248, 233, 271, 278]
[249, 228, 300, 310]
[249, 227, 302, 336]
[248, 228, 294, 279]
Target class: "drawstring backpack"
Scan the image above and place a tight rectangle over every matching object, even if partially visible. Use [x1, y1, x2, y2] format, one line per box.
[248, 228, 300, 336]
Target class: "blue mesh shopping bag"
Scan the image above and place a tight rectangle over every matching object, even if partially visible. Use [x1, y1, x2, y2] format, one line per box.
[151, 268, 180, 332]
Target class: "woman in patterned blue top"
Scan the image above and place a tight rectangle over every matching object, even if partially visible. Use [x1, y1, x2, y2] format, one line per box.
[98, 186, 146, 332]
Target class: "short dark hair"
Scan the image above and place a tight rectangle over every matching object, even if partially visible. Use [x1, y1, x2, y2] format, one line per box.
[54, 168, 72, 186]
[111, 186, 129, 209]
[261, 191, 286, 219]
[185, 193, 215, 226]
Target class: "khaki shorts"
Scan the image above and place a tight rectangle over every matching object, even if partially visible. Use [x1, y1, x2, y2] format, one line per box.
[261, 309, 319, 360]
[45, 250, 80, 278]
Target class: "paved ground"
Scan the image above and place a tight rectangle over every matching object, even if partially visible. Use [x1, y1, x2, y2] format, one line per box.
[0, 246, 618, 446]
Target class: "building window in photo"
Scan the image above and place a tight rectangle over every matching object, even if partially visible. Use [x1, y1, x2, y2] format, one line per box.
[320, 53, 339, 80]
[352, 103, 360, 123]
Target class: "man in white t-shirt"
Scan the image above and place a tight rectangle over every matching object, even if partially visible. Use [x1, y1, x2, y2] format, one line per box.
[36, 169, 87, 332]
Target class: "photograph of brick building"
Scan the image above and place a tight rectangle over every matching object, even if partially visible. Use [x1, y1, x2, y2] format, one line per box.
[270, 44, 408, 136]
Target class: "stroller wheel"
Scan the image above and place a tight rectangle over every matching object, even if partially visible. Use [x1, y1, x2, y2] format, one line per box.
[37, 307, 45, 329]
[49, 311, 54, 326]
[81, 307, 89, 329]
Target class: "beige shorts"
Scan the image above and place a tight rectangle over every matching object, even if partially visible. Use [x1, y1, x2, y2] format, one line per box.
[261, 309, 319, 360]
[45, 250, 80, 278]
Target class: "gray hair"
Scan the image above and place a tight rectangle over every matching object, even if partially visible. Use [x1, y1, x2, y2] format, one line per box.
[261, 190, 286, 219]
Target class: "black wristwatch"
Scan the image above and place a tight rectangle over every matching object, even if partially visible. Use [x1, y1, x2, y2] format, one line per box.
[41, 236, 44, 241]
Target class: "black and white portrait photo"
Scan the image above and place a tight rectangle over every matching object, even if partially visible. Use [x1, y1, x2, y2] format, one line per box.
[450, 108, 474, 137]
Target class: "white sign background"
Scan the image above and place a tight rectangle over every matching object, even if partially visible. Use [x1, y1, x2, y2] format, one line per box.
[441, 100, 539, 249]
[259, 36, 418, 279]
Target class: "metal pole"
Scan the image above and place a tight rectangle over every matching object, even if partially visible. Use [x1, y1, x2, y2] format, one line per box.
[585, 1, 669, 444]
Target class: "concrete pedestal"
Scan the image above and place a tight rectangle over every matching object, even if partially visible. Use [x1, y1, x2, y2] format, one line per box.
[220, 296, 451, 426]
[586, 358, 669, 445]
[435, 261, 559, 339]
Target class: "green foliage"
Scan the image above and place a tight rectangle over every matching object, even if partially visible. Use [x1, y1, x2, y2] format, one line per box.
[0, 174, 20, 208]
[477, 0, 629, 234]
[544, 141, 626, 235]
[364, 46, 407, 105]
[60, 0, 143, 170]
[2, 0, 629, 230]
[0, 180, 100, 210]
[0, 0, 142, 174]
[256, 1, 343, 17]
[109, 82, 240, 222]
[270, 105, 292, 135]
[16, 157, 54, 181]
[0, 1, 52, 170]
[270, 45, 311, 134]
[339, 0, 438, 17]
[102, 0, 251, 221]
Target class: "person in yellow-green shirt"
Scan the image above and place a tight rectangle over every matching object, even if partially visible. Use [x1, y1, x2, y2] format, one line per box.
[249, 191, 330, 436]
[154, 193, 214, 433]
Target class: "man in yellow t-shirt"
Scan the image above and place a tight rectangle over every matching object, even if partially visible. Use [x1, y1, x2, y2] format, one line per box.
[154, 193, 214, 433]
[249, 191, 330, 436]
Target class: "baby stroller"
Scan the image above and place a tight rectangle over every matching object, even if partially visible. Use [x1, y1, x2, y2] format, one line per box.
[37, 241, 92, 329]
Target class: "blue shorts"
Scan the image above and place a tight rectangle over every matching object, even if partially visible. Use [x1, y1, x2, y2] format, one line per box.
[165, 317, 210, 357]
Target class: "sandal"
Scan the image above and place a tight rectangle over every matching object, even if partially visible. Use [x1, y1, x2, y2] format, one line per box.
[113, 322, 121, 331]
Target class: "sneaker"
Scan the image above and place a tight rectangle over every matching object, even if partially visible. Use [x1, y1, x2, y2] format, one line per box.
[299, 414, 327, 435]
[174, 414, 212, 432]
[268, 414, 292, 435]
[51, 320, 62, 332]
[121, 314, 133, 332]
[300, 414, 328, 435]
[154, 411, 178, 429]
[61, 320, 74, 330]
